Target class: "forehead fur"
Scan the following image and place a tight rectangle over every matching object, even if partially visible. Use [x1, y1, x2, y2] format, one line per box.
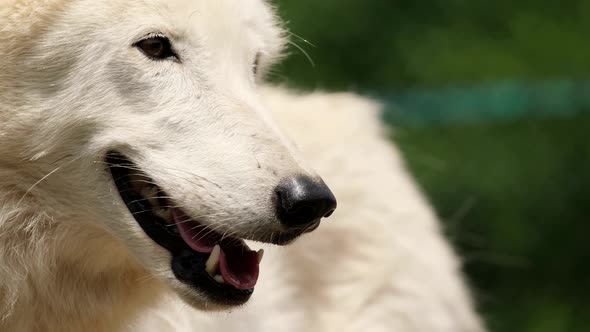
[0, 0, 285, 59]
[0, 0, 281, 26]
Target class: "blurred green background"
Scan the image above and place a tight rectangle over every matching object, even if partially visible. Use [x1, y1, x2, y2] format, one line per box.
[272, 1, 590, 331]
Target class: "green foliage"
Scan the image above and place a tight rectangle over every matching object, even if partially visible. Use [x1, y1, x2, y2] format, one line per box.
[273, 0, 590, 331]
[274, 0, 590, 90]
[393, 113, 590, 332]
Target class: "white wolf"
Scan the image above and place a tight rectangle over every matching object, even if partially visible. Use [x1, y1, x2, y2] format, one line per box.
[0, 0, 484, 331]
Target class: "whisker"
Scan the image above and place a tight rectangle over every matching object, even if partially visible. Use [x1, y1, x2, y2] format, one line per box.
[287, 40, 315, 67]
[17, 154, 84, 206]
[288, 31, 316, 48]
[168, 212, 228, 226]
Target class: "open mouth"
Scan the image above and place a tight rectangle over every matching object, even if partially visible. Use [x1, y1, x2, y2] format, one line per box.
[106, 152, 263, 306]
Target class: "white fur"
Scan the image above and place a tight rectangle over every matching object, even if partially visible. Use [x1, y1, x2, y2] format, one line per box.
[131, 89, 486, 332]
[0, 0, 484, 331]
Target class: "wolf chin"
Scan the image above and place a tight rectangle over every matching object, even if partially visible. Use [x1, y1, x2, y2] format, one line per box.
[0, 0, 484, 331]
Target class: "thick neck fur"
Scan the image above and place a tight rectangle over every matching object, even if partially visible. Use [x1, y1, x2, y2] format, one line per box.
[0, 179, 163, 332]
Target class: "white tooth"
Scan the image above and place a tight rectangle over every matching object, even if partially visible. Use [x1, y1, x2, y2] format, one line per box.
[205, 245, 221, 275]
[213, 275, 225, 284]
[141, 186, 159, 206]
[147, 197, 159, 207]
[257, 249, 264, 263]
[129, 174, 144, 187]
[154, 208, 172, 222]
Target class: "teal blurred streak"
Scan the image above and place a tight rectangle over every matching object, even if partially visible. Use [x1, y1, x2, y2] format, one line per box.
[383, 80, 590, 127]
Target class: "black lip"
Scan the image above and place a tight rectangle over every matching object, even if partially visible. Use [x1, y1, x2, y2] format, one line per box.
[106, 152, 253, 306]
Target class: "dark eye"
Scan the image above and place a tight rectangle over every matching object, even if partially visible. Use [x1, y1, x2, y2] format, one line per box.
[134, 36, 176, 60]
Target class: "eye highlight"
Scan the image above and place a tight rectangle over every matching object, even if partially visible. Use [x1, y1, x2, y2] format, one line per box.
[134, 34, 177, 61]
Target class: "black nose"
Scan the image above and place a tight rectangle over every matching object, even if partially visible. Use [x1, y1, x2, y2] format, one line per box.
[275, 176, 337, 229]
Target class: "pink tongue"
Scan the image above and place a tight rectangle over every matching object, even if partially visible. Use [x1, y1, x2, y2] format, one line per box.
[219, 240, 259, 290]
[173, 209, 260, 290]
[174, 210, 222, 253]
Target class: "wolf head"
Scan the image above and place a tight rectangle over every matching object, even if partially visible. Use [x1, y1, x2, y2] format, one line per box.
[0, 0, 335, 309]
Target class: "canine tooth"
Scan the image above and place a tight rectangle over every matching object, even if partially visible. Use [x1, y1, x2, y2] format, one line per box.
[147, 197, 159, 207]
[129, 174, 144, 187]
[257, 249, 264, 263]
[205, 245, 221, 275]
[153, 208, 172, 222]
[213, 275, 225, 284]
[140, 186, 159, 206]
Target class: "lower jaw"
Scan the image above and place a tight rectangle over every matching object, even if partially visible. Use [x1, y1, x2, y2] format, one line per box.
[139, 213, 255, 306]
[136, 213, 255, 306]
[171, 249, 253, 306]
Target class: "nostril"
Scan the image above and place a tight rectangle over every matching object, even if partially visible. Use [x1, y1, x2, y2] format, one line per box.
[275, 175, 337, 229]
[291, 205, 316, 220]
[323, 209, 335, 218]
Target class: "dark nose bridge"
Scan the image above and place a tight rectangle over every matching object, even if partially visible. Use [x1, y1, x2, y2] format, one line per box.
[275, 175, 337, 230]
